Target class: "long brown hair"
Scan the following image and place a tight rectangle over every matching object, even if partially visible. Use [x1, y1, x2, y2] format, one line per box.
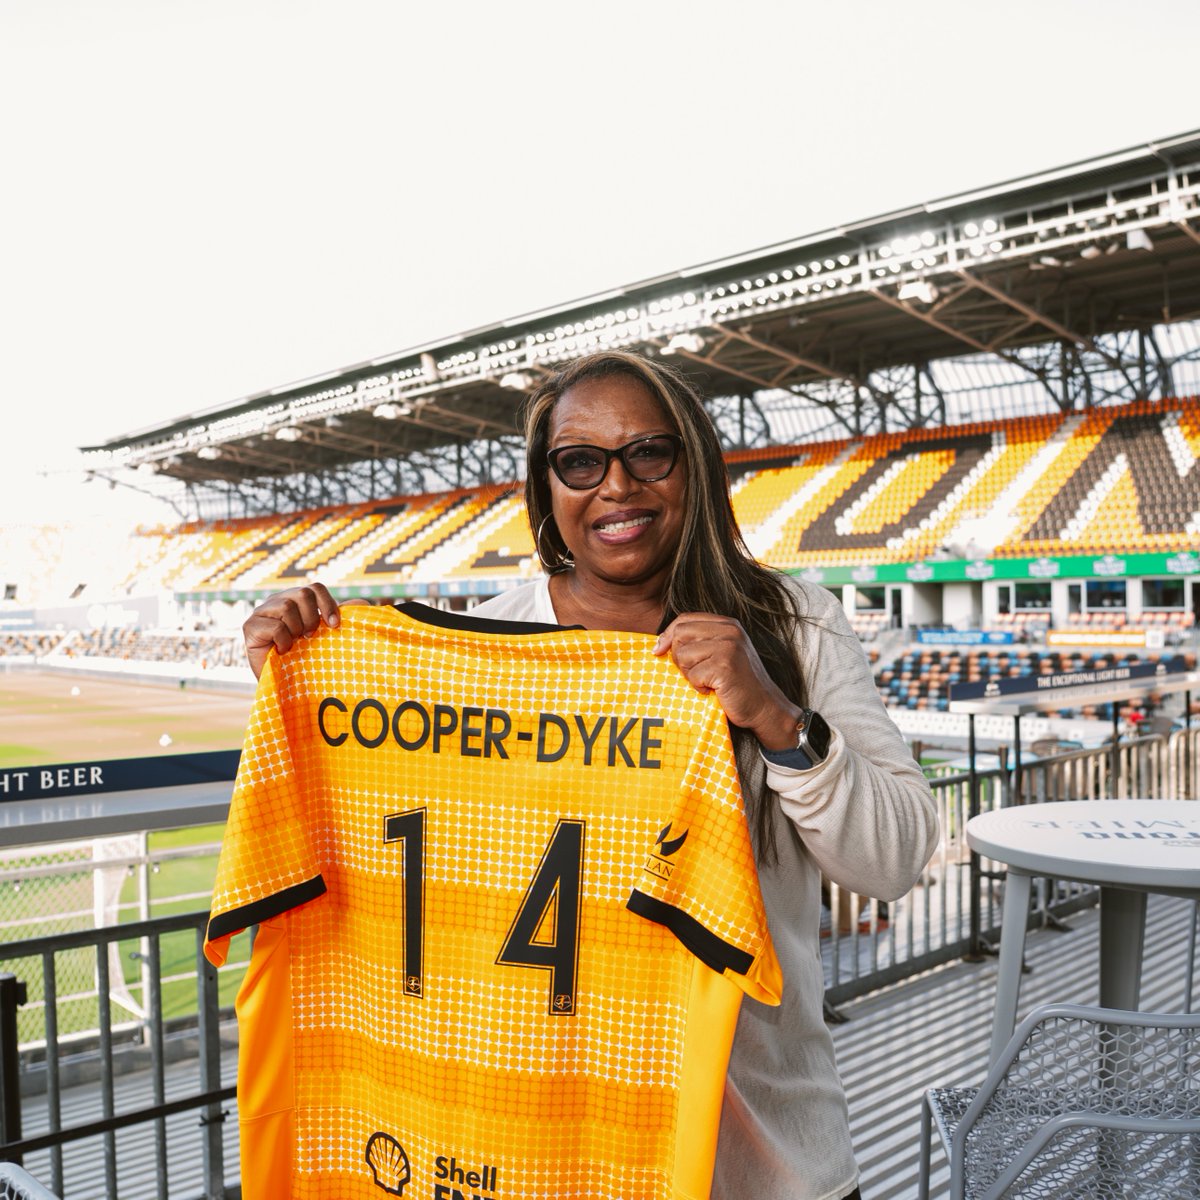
[522, 350, 808, 860]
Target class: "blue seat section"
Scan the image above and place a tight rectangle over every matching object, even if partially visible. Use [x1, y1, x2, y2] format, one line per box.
[873, 647, 1197, 717]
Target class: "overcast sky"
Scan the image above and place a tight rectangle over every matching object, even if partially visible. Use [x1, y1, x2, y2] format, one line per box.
[3, 0, 1200, 525]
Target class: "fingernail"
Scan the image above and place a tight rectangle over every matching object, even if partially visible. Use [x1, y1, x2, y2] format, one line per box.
[328, 613, 339, 627]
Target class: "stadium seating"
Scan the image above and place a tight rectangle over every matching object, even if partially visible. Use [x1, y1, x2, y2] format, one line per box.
[19, 395, 1200, 614]
[848, 612, 890, 641]
[990, 612, 1052, 641]
[746, 396, 1200, 567]
[0, 631, 67, 658]
[51, 628, 242, 669]
[434, 492, 536, 581]
[997, 399, 1200, 557]
[873, 645, 1197, 719]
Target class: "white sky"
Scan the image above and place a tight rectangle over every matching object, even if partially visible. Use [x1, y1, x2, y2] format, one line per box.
[2, 0, 1200, 528]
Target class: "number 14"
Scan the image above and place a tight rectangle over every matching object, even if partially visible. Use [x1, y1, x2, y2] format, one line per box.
[384, 809, 585, 1015]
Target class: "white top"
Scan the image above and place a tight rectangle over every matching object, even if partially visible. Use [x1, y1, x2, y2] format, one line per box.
[473, 575, 940, 1200]
[967, 800, 1200, 892]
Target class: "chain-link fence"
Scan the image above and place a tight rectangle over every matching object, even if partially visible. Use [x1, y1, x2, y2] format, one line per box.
[0, 830, 244, 1053]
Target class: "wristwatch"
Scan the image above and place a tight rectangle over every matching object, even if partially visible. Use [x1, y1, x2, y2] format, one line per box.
[762, 708, 831, 771]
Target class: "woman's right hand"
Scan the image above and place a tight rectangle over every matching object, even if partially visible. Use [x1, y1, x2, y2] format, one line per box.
[242, 583, 364, 679]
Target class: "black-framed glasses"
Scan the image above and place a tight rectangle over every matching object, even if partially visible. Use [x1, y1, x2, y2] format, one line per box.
[546, 434, 683, 490]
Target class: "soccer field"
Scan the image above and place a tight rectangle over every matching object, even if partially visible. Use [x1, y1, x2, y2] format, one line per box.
[0, 669, 253, 769]
[0, 671, 256, 1039]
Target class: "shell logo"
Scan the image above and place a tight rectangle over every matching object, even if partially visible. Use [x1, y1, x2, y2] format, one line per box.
[366, 1132, 411, 1196]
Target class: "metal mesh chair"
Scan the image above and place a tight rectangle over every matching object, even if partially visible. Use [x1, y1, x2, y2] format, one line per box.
[918, 1002, 1200, 1199]
[0, 1165, 60, 1200]
[1185, 898, 1199, 1014]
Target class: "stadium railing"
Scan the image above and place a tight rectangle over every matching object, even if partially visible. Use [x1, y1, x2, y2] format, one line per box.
[822, 728, 1198, 1005]
[0, 752, 241, 1199]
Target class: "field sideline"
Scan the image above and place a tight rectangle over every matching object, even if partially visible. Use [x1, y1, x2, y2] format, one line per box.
[0, 669, 253, 769]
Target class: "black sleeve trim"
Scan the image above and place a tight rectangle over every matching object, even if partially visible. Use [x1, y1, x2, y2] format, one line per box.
[206, 875, 327, 942]
[626, 889, 754, 977]
[391, 600, 581, 635]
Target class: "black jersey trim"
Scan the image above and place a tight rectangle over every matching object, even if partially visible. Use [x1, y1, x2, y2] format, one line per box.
[391, 600, 580, 636]
[205, 875, 327, 942]
[626, 890, 755, 977]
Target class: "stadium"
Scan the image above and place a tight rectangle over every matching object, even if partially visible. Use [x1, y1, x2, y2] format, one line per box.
[2, 130, 1200, 1199]
[7, 130, 1200, 744]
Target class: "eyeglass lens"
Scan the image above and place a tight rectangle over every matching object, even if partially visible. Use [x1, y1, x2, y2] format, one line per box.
[549, 436, 679, 489]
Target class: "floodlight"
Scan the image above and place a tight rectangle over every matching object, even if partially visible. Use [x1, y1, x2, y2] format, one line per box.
[663, 333, 705, 355]
[897, 281, 939, 305]
[1126, 228, 1154, 252]
[373, 402, 412, 419]
[500, 372, 534, 391]
[196, 446, 220, 460]
[275, 426, 303, 441]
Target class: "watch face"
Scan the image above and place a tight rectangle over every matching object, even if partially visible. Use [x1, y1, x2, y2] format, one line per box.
[804, 710, 831, 761]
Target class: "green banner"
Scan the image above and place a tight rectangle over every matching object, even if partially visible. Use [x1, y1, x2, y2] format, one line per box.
[790, 550, 1200, 588]
[173, 550, 1200, 603]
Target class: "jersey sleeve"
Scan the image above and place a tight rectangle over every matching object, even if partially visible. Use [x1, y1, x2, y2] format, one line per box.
[626, 702, 782, 1005]
[203, 652, 327, 967]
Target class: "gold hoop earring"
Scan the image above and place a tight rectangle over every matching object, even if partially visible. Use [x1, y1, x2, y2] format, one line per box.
[536, 514, 573, 570]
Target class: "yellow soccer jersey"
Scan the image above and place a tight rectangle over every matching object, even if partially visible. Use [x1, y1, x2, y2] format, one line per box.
[205, 603, 781, 1200]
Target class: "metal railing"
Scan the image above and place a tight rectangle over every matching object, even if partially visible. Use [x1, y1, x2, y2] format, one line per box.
[0, 915, 237, 1200]
[824, 727, 1197, 1004]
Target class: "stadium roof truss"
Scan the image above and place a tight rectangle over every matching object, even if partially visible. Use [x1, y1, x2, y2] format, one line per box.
[83, 131, 1200, 519]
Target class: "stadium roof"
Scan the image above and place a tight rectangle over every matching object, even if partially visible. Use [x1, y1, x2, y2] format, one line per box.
[84, 129, 1200, 509]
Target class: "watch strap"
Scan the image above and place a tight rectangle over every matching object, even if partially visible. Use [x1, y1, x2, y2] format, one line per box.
[761, 744, 816, 770]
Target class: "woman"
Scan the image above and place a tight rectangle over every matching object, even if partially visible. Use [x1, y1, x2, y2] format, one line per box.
[243, 350, 939, 1200]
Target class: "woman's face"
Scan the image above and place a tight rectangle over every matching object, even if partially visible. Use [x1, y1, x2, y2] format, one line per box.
[546, 373, 687, 593]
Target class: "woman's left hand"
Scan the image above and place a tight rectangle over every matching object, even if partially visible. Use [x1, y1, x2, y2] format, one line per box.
[654, 613, 802, 751]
